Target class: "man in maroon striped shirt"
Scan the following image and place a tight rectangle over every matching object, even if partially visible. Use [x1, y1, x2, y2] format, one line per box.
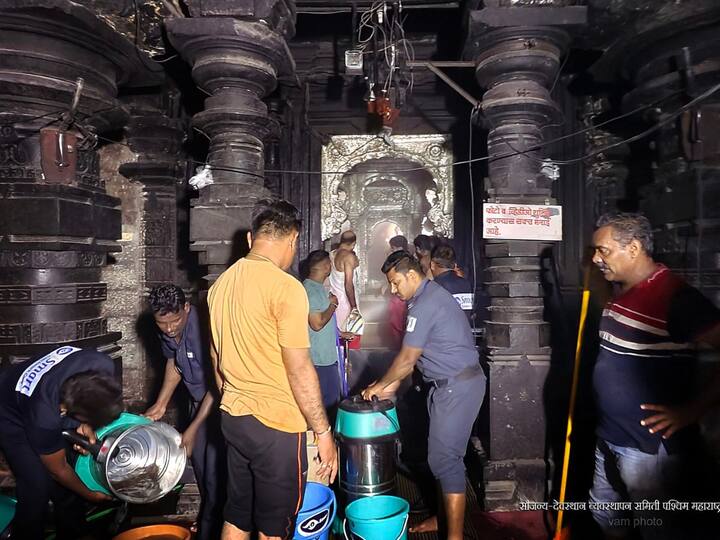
[589, 213, 720, 540]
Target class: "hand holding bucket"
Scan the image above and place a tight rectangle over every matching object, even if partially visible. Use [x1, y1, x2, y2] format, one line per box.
[293, 482, 336, 540]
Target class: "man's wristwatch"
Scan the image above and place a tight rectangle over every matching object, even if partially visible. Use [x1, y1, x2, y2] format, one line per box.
[315, 426, 332, 437]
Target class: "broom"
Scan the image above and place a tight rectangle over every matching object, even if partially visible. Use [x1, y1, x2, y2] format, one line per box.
[553, 267, 592, 540]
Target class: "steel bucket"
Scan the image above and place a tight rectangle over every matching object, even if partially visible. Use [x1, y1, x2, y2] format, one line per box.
[70, 420, 186, 504]
[335, 396, 400, 503]
[337, 435, 398, 500]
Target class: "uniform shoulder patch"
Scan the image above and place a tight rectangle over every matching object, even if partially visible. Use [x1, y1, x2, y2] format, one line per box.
[15, 346, 80, 397]
[406, 316, 417, 332]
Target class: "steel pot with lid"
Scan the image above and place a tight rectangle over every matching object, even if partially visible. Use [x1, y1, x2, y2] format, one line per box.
[335, 395, 400, 502]
[67, 412, 186, 504]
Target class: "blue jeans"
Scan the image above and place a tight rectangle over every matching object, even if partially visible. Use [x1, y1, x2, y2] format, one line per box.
[589, 439, 697, 540]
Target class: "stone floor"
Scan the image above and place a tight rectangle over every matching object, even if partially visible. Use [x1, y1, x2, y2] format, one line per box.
[397, 471, 483, 540]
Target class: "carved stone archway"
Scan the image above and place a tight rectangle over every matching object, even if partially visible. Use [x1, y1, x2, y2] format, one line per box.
[321, 134, 454, 242]
[343, 167, 434, 292]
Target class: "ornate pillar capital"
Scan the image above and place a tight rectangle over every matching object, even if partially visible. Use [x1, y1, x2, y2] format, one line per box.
[166, 12, 296, 282]
[119, 97, 186, 186]
[0, 0, 162, 129]
[117, 94, 185, 294]
[167, 18, 293, 96]
[182, 0, 296, 37]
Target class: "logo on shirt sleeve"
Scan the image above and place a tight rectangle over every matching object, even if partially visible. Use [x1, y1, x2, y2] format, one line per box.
[453, 293, 474, 310]
[15, 346, 81, 397]
[406, 316, 417, 333]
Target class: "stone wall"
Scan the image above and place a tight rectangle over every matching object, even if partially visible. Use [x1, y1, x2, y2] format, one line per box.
[100, 143, 153, 411]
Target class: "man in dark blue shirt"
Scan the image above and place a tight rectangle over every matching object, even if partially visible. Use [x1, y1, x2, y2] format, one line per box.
[589, 213, 720, 539]
[0, 347, 122, 539]
[146, 285, 223, 540]
[363, 251, 485, 540]
[430, 244, 474, 319]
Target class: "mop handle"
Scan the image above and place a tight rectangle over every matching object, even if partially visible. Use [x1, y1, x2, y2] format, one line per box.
[343, 339, 351, 397]
[554, 269, 591, 539]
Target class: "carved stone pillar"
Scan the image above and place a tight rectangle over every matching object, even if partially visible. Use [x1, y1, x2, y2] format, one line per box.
[167, 1, 295, 282]
[120, 98, 185, 290]
[582, 96, 630, 219]
[110, 95, 184, 408]
[467, 2, 583, 508]
[0, 1, 160, 367]
[595, 13, 720, 305]
[265, 102, 285, 199]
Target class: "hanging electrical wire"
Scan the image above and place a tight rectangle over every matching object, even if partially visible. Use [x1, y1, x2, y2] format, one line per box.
[75, 80, 719, 181]
[347, 1, 415, 128]
[8, 79, 715, 181]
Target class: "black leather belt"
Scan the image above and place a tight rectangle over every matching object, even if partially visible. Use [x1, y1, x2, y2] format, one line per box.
[427, 364, 482, 389]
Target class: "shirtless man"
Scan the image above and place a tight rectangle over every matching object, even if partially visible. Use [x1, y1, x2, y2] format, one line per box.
[329, 230, 362, 348]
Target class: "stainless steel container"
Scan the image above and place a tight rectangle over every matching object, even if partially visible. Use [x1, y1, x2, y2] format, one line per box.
[335, 396, 400, 502]
[102, 422, 187, 503]
[337, 435, 398, 500]
[69, 421, 186, 504]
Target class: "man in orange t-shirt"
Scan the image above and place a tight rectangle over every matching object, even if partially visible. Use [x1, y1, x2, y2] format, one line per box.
[208, 199, 337, 540]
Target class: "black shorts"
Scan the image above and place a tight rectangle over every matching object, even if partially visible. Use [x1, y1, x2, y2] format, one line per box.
[221, 412, 307, 539]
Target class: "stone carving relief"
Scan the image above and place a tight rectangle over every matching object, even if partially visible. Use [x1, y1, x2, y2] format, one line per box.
[0, 250, 106, 268]
[362, 181, 409, 206]
[321, 134, 454, 240]
[426, 187, 452, 238]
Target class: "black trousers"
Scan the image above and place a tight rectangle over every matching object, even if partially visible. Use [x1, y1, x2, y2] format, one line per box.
[0, 429, 86, 540]
[188, 401, 225, 540]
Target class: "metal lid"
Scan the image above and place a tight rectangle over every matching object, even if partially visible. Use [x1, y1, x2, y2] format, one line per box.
[104, 422, 186, 504]
[338, 395, 395, 414]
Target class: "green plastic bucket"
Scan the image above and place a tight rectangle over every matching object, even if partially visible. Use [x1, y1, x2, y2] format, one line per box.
[74, 412, 151, 495]
[343, 495, 409, 540]
[0, 494, 16, 534]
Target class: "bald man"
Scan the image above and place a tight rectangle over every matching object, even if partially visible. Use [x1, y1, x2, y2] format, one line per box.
[329, 230, 362, 349]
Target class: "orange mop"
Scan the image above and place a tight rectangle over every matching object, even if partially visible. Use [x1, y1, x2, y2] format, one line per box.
[553, 268, 592, 540]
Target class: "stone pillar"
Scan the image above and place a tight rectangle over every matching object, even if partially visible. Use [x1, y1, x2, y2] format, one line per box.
[0, 1, 160, 367]
[107, 95, 184, 409]
[167, 1, 295, 282]
[594, 8, 720, 452]
[467, 2, 584, 508]
[582, 96, 630, 219]
[615, 26, 720, 306]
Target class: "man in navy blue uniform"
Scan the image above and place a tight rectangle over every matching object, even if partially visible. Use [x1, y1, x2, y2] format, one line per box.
[430, 244, 474, 319]
[362, 251, 485, 540]
[146, 284, 224, 540]
[0, 347, 123, 539]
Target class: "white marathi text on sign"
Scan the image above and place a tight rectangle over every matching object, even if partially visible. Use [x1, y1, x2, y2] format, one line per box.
[483, 203, 562, 241]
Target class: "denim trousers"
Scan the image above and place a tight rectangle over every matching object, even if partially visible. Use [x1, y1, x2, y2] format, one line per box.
[588, 439, 709, 540]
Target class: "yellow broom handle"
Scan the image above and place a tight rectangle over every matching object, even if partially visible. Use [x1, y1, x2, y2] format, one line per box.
[554, 274, 591, 538]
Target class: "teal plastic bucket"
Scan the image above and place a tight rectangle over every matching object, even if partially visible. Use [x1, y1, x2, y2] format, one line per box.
[335, 397, 400, 439]
[293, 482, 336, 539]
[0, 494, 16, 534]
[343, 495, 409, 540]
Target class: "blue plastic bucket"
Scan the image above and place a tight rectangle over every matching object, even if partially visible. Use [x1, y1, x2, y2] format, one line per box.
[343, 495, 409, 540]
[294, 482, 336, 539]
